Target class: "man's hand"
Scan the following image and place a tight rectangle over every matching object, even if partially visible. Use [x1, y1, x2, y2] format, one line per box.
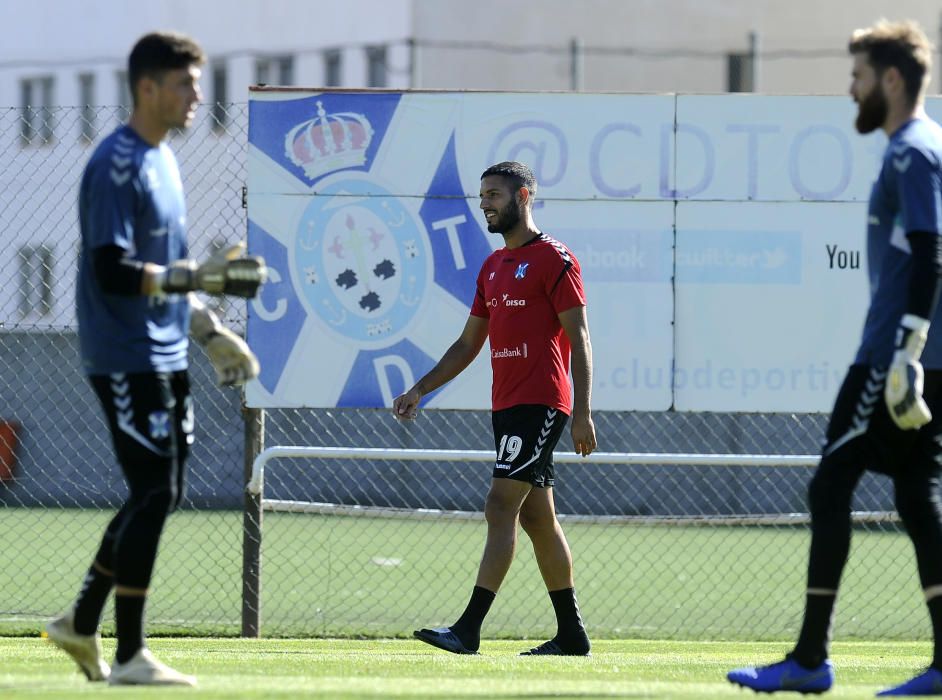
[885, 314, 932, 430]
[393, 387, 423, 421]
[203, 327, 260, 387]
[165, 243, 267, 297]
[571, 411, 597, 457]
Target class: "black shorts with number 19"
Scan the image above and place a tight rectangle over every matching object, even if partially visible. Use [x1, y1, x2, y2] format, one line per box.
[491, 404, 569, 488]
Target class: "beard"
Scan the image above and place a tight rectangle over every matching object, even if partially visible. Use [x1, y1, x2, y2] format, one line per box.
[486, 199, 521, 234]
[855, 84, 889, 134]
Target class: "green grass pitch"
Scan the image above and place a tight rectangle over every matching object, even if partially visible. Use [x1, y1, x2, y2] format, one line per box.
[1, 509, 935, 697]
[1, 637, 936, 698]
[0, 509, 928, 640]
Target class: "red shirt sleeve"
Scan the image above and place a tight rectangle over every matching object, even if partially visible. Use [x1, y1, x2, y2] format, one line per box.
[547, 254, 586, 314]
[470, 262, 490, 318]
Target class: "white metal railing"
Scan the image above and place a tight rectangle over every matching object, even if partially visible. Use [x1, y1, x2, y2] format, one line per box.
[246, 446, 821, 496]
[246, 445, 901, 527]
[239, 445, 900, 637]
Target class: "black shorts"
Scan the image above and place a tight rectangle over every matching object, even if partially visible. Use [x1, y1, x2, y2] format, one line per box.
[491, 404, 569, 488]
[90, 371, 193, 505]
[823, 364, 942, 476]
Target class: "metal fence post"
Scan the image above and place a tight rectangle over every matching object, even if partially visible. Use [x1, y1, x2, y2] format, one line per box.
[748, 30, 760, 93]
[570, 37, 584, 92]
[241, 404, 264, 637]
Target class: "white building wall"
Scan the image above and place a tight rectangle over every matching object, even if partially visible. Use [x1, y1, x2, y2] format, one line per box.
[411, 0, 942, 94]
[0, 0, 415, 109]
[3, 1, 942, 107]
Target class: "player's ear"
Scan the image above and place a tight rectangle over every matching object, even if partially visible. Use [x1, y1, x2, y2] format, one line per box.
[135, 75, 158, 104]
[517, 186, 530, 208]
[882, 65, 903, 97]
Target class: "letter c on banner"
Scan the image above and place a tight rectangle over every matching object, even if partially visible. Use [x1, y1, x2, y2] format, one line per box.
[251, 266, 287, 322]
[590, 123, 642, 197]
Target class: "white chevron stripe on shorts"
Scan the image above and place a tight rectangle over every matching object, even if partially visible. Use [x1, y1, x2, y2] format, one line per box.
[110, 373, 170, 457]
[823, 367, 886, 457]
[507, 408, 558, 477]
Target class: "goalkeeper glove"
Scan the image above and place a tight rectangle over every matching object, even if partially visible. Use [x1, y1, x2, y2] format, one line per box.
[191, 304, 260, 387]
[204, 329, 260, 387]
[162, 243, 267, 298]
[885, 313, 932, 430]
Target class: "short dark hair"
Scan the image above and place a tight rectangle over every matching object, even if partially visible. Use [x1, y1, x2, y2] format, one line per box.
[481, 161, 538, 203]
[849, 19, 932, 105]
[128, 31, 205, 104]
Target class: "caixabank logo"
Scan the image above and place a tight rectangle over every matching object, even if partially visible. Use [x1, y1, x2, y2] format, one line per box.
[246, 92, 492, 408]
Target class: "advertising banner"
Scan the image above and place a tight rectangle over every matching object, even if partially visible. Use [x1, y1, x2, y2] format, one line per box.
[246, 90, 675, 409]
[246, 90, 892, 412]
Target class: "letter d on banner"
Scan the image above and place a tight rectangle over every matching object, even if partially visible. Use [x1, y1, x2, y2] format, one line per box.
[373, 355, 416, 407]
[337, 340, 437, 407]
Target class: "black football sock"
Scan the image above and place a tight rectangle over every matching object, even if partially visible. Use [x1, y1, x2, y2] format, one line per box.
[450, 586, 495, 651]
[115, 595, 146, 664]
[929, 596, 942, 670]
[73, 564, 114, 635]
[791, 592, 836, 668]
[793, 477, 854, 669]
[549, 587, 590, 654]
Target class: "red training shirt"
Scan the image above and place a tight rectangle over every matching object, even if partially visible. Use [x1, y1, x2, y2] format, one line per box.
[469, 233, 586, 413]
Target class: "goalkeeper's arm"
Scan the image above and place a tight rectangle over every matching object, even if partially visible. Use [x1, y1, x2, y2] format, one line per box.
[885, 231, 942, 429]
[189, 296, 260, 387]
[142, 243, 267, 298]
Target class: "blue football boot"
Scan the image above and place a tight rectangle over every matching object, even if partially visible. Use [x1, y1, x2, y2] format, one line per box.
[877, 668, 942, 696]
[728, 656, 834, 694]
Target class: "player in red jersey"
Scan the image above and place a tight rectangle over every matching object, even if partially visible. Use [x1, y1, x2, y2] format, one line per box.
[394, 161, 596, 656]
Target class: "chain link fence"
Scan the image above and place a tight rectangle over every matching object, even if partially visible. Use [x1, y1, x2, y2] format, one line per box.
[0, 103, 925, 642]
